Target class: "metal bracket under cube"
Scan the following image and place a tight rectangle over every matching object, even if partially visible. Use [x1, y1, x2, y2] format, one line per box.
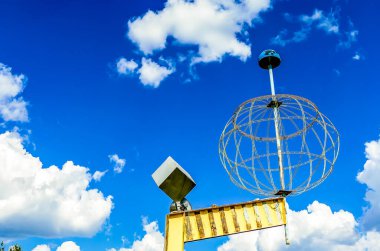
[152, 156, 196, 202]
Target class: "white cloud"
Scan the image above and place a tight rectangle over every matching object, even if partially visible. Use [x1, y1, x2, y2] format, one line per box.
[32, 244, 51, 251]
[56, 241, 80, 251]
[0, 131, 113, 238]
[338, 29, 358, 48]
[357, 138, 380, 231]
[117, 58, 138, 75]
[338, 20, 358, 49]
[138, 58, 174, 88]
[127, 0, 271, 63]
[109, 154, 126, 173]
[0, 63, 28, 122]
[301, 9, 339, 34]
[272, 9, 358, 48]
[271, 27, 310, 46]
[108, 218, 164, 251]
[118, 0, 271, 86]
[352, 52, 361, 61]
[93, 170, 108, 182]
[0, 98, 28, 122]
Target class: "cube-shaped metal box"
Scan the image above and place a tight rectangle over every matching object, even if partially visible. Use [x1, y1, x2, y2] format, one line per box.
[152, 156, 196, 202]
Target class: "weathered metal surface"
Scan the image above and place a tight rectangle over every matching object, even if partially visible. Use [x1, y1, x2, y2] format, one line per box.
[164, 197, 287, 251]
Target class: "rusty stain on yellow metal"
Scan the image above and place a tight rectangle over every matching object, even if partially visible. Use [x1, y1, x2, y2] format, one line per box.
[208, 210, 217, 237]
[164, 197, 287, 251]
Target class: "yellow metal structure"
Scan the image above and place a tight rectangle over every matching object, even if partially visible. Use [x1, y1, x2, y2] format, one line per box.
[164, 197, 287, 251]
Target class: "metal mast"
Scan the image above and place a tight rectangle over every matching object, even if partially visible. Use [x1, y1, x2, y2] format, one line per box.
[258, 50, 285, 191]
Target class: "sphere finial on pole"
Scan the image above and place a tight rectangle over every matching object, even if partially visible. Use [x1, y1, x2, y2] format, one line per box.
[258, 49, 281, 69]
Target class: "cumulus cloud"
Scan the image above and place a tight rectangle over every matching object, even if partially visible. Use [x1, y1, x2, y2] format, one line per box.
[56, 241, 80, 251]
[272, 9, 358, 49]
[0, 63, 28, 122]
[32, 244, 51, 251]
[127, 0, 270, 63]
[117, 58, 138, 75]
[117, 0, 271, 87]
[108, 218, 164, 251]
[93, 170, 108, 182]
[138, 58, 174, 88]
[357, 138, 380, 231]
[109, 154, 126, 173]
[0, 131, 113, 238]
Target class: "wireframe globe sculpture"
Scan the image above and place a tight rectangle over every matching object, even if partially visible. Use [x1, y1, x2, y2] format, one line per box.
[219, 50, 340, 197]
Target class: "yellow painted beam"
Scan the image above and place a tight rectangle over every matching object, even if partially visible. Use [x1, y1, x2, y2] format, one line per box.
[165, 213, 185, 251]
[164, 197, 287, 251]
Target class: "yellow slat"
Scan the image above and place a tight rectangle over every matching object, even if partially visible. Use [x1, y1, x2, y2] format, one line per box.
[255, 201, 270, 228]
[224, 207, 236, 234]
[200, 210, 212, 238]
[212, 208, 223, 236]
[244, 204, 256, 229]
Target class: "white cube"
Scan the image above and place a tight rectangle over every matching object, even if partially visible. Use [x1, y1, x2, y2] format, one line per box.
[152, 156, 196, 201]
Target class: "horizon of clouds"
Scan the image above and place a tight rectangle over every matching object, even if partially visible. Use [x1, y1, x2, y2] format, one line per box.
[271, 9, 359, 49]
[0, 131, 113, 239]
[105, 135, 380, 251]
[0, 63, 28, 122]
[116, 0, 272, 87]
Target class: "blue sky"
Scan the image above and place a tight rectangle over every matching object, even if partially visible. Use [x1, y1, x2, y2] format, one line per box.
[0, 0, 380, 250]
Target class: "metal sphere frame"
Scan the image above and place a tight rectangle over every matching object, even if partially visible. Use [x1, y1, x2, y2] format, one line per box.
[219, 94, 339, 196]
[218, 50, 340, 197]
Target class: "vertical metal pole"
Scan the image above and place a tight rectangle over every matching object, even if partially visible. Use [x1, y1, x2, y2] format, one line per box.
[268, 65, 285, 190]
[279, 197, 290, 244]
